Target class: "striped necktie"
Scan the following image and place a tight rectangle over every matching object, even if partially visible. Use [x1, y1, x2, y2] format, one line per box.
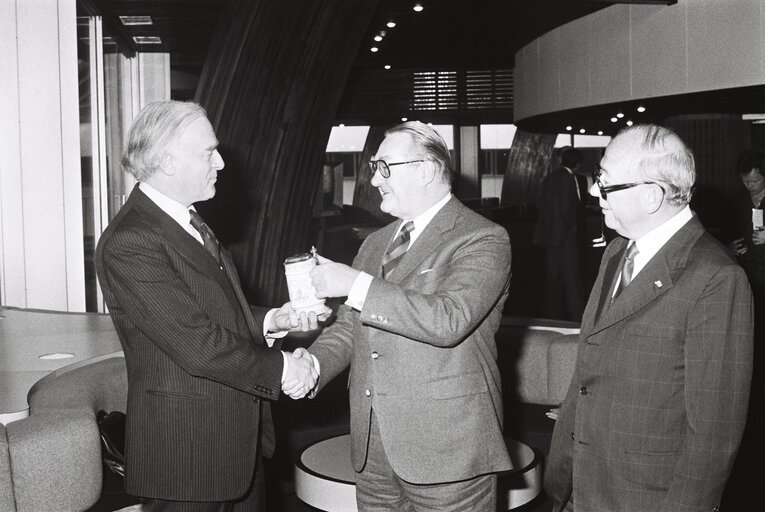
[381, 221, 414, 280]
[612, 242, 638, 302]
[189, 210, 221, 263]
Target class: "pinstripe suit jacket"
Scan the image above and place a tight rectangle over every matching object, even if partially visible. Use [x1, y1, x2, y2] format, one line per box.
[309, 197, 513, 484]
[545, 216, 754, 512]
[95, 187, 284, 501]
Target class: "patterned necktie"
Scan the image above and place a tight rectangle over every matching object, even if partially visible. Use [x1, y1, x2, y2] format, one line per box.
[381, 221, 414, 279]
[189, 210, 220, 263]
[612, 242, 638, 301]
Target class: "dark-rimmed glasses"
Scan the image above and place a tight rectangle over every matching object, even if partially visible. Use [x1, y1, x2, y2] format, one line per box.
[593, 167, 664, 200]
[369, 159, 425, 179]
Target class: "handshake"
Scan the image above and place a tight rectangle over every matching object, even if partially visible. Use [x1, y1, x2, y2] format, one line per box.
[281, 348, 320, 399]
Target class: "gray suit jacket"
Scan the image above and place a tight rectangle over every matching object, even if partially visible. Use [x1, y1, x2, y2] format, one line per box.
[309, 197, 513, 484]
[96, 187, 284, 501]
[545, 215, 754, 512]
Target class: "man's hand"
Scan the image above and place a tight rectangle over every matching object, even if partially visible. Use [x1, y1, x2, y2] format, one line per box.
[753, 230, 765, 246]
[310, 254, 360, 298]
[270, 302, 330, 332]
[281, 348, 319, 399]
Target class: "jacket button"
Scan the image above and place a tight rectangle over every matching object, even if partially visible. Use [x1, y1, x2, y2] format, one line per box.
[365, 389, 371, 397]
[371, 352, 379, 359]
[371, 314, 378, 320]
[579, 386, 588, 395]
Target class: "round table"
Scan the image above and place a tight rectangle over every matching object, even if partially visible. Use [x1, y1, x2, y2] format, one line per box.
[294, 434, 542, 512]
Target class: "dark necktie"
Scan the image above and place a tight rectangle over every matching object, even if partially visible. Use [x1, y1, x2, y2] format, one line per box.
[381, 221, 414, 279]
[189, 210, 220, 263]
[612, 242, 638, 302]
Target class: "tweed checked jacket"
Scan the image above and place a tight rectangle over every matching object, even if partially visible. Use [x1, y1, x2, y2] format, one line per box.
[309, 197, 513, 484]
[545, 215, 754, 512]
[95, 187, 284, 501]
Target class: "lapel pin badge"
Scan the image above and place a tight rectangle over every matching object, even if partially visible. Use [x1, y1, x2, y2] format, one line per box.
[654, 280, 663, 288]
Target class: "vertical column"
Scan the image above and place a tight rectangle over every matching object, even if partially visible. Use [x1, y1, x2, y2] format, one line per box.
[459, 126, 480, 199]
[0, 0, 85, 310]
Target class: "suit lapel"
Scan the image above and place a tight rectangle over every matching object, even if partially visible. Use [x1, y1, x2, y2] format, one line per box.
[587, 216, 705, 337]
[130, 188, 258, 339]
[385, 197, 459, 283]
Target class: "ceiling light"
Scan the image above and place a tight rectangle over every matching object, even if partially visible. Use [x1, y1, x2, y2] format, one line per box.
[401, 117, 408, 122]
[565, 126, 572, 131]
[370, 47, 379, 52]
[387, 21, 397, 28]
[637, 106, 646, 113]
[413, 3, 424, 12]
[338, 124, 345, 128]
[610, 117, 618, 123]
[579, 129, 585, 134]
[119, 15, 152, 26]
[374, 35, 383, 42]
[597, 131, 604, 136]
[616, 112, 624, 119]
[384, 64, 391, 70]
[132, 36, 162, 44]
[626, 120, 634, 126]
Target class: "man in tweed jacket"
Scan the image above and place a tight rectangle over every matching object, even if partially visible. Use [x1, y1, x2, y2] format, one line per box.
[96, 100, 318, 511]
[303, 121, 512, 511]
[545, 124, 753, 512]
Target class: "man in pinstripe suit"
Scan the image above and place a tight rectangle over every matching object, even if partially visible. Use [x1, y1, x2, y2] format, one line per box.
[96, 101, 319, 511]
[545, 124, 754, 512]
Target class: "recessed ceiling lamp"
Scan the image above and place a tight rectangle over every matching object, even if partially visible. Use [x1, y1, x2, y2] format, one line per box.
[566, 126, 572, 131]
[597, 131, 604, 135]
[610, 117, 618, 123]
[579, 129, 586, 134]
[374, 35, 383, 42]
[371, 46, 379, 52]
[133, 36, 162, 44]
[384, 64, 391, 70]
[387, 21, 397, 28]
[119, 15, 152, 25]
[616, 112, 624, 119]
[626, 120, 634, 126]
[401, 117, 408, 122]
[637, 105, 646, 113]
[413, 3, 424, 12]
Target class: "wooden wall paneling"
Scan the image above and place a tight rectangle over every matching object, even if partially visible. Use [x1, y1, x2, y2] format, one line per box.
[501, 129, 557, 205]
[195, 0, 381, 305]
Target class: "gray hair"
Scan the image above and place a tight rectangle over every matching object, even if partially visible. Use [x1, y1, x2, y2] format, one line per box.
[385, 121, 455, 185]
[121, 100, 208, 181]
[617, 124, 695, 205]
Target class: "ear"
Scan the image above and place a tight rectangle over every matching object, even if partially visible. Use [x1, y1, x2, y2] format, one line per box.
[643, 183, 664, 214]
[420, 160, 438, 185]
[158, 153, 176, 176]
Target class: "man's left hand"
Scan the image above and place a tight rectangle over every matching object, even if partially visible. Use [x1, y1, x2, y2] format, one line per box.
[310, 254, 360, 298]
[270, 302, 330, 332]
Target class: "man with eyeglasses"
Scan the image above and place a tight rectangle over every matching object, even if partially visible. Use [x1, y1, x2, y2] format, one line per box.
[299, 121, 513, 511]
[544, 124, 753, 512]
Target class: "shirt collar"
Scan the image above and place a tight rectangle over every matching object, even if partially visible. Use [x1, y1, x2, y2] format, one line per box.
[631, 205, 693, 275]
[400, 193, 452, 246]
[139, 182, 200, 241]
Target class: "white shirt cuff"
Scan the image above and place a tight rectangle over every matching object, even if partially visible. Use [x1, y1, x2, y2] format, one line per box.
[346, 271, 373, 311]
[263, 308, 288, 347]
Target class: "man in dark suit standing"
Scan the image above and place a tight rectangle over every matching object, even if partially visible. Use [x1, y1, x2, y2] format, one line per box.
[297, 121, 512, 511]
[545, 124, 754, 512]
[534, 146, 586, 321]
[95, 100, 319, 511]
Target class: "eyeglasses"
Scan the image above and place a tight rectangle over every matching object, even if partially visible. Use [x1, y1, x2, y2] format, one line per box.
[592, 167, 664, 200]
[369, 159, 425, 179]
